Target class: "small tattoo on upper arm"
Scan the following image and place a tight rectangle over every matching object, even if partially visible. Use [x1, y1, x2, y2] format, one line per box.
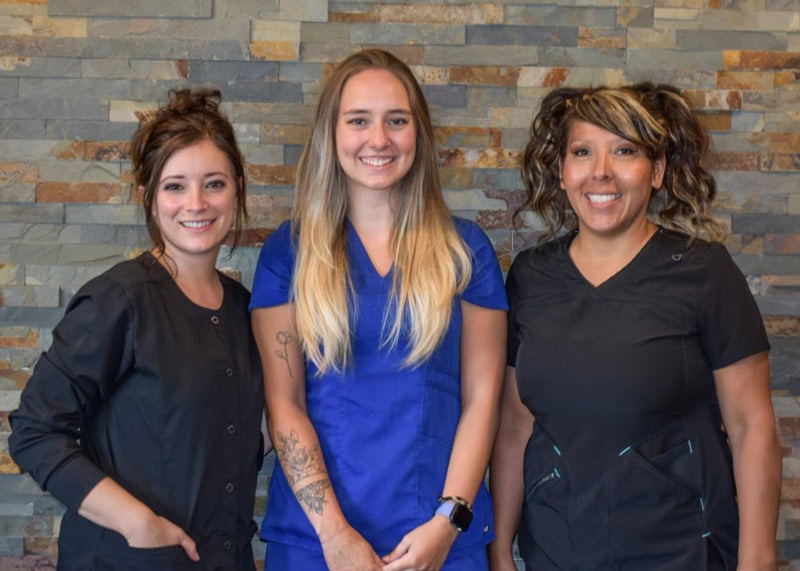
[275, 330, 294, 378]
[275, 429, 325, 487]
[295, 479, 330, 515]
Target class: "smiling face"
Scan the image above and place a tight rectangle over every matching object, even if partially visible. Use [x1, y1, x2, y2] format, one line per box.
[335, 68, 417, 201]
[152, 138, 237, 267]
[559, 120, 665, 241]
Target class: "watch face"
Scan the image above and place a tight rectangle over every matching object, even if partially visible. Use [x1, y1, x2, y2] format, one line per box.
[451, 503, 473, 532]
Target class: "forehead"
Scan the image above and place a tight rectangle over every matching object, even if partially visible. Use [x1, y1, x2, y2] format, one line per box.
[160, 139, 232, 175]
[566, 119, 629, 144]
[339, 68, 411, 112]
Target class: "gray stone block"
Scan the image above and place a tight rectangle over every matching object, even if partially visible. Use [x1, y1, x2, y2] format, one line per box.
[0, 307, 64, 328]
[81, 59, 187, 81]
[87, 17, 249, 41]
[0, 286, 59, 308]
[188, 61, 279, 83]
[424, 45, 538, 65]
[717, 172, 798, 195]
[241, 144, 285, 165]
[0, 537, 23, 557]
[3, 37, 190, 60]
[25, 264, 107, 291]
[0, 97, 108, 121]
[733, 214, 800, 233]
[0, 204, 62, 224]
[676, 30, 787, 51]
[48, 0, 211, 17]
[284, 145, 303, 166]
[742, 91, 800, 113]
[0, 182, 34, 203]
[80, 224, 148, 247]
[0, 79, 17, 98]
[300, 22, 351, 44]
[0, 120, 45, 139]
[625, 68, 716, 89]
[538, 47, 625, 68]
[626, 49, 722, 71]
[0, 57, 80, 78]
[506, 5, 617, 28]
[19, 78, 178, 101]
[230, 102, 314, 125]
[44, 120, 138, 142]
[215, 0, 279, 19]
[466, 25, 577, 47]
[37, 161, 120, 184]
[473, 169, 523, 191]
[351, 23, 465, 45]
[188, 41, 250, 61]
[64, 205, 140, 225]
[757, 295, 800, 316]
[212, 82, 303, 104]
[421, 84, 466, 107]
[278, 62, 323, 83]
[467, 86, 516, 108]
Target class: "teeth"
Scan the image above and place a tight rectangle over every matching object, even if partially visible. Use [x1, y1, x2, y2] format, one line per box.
[360, 157, 393, 167]
[181, 220, 213, 228]
[587, 193, 620, 204]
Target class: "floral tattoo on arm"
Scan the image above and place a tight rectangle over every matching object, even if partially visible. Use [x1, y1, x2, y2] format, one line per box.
[275, 330, 294, 378]
[275, 429, 325, 487]
[295, 479, 331, 515]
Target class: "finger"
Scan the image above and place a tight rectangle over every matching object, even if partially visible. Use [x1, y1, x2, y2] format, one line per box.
[381, 538, 410, 563]
[179, 534, 200, 562]
[381, 552, 413, 571]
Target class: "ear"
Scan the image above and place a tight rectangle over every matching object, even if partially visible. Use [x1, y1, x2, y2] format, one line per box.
[652, 155, 666, 190]
[138, 185, 146, 200]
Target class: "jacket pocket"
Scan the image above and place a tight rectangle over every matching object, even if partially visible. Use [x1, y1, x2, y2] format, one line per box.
[607, 434, 707, 571]
[93, 530, 201, 571]
[518, 429, 570, 570]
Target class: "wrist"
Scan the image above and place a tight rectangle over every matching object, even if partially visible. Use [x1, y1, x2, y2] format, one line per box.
[118, 503, 158, 542]
[316, 513, 349, 545]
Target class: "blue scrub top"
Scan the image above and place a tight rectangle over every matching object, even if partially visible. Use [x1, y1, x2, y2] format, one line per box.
[250, 217, 507, 558]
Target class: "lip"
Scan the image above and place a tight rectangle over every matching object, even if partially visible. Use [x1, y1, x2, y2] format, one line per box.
[359, 156, 395, 168]
[179, 219, 216, 230]
[586, 192, 621, 205]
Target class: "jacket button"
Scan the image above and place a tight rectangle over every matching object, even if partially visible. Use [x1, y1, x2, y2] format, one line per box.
[225, 368, 234, 377]
[223, 540, 232, 550]
[226, 483, 234, 493]
[227, 424, 236, 434]
[211, 316, 219, 325]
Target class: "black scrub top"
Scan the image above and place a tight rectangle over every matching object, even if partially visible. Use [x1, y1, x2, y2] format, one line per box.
[506, 228, 769, 571]
[9, 252, 264, 571]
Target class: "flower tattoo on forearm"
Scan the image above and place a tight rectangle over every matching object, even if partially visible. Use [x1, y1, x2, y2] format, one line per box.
[275, 330, 293, 378]
[295, 479, 330, 515]
[275, 429, 325, 487]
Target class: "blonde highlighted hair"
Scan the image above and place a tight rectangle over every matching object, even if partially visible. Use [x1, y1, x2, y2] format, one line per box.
[520, 82, 726, 243]
[292, 49, 471, 374]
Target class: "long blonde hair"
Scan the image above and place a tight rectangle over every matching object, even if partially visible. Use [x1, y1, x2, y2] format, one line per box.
[292, 49, 471, 374]
[520, 83, 726, 243]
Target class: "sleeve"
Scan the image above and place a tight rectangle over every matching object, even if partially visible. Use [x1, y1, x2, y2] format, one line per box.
[696, 244, 770, 370]
[505, 252, 523, 368]
[8, 275, 135, 512]
[249, 220, 296, 310]
[458, 219, 509, 311]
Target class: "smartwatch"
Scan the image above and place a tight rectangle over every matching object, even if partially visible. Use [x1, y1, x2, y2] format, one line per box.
[434, 496, 473, 532]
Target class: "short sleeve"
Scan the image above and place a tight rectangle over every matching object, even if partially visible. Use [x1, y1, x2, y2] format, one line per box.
[505, 251, 524, 367]
[249, 220, 296, 310]
[8, 275, 134, 511]
[456, 218, 508, 311]
[696, 244, 770, 370]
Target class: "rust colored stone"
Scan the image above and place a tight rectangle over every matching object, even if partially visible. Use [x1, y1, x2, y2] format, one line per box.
[449, 66, 520, 87]
[0, 453, 21, 475]
[0, 556, 56, 570]
[86, 141, 130, 162]
[703, 152, 758, 171]
[22, 538, 57, 559]
[0, 329, 37, 348]
[0, 367, 31, 388]
[476, 209, 510, 230]
[774, 71, 800, 88]
[578, 27, 625, 50]
[49, 141, 85, 160]
[543, 68, 570, 88]
[725, 90, 742, 110]
[0, 163, 37, 182]
[750, 133, 800, 154]
[249, 41, 298, 62]
[261, 124, 310, 145]
[329, 9, 377, 22]
[723, 50, 800, 71]
[695, 112, 731, 132]
[375, 4, 503, 24]
[0, 411, 10, 431]
[779, 417, 800, 437]
[247, 164, 295, 186]
[176, 59, 188, 79]
[434, 126, 502, 149]
[740, 234, 764, 254]
[716, 71, 772, 90]
[760, 153, 800, 171]
[36, 182, 122, 204]
[764, 315, 800, 336]
[765, 235, 800, 255]
[228, 227, 273, 248]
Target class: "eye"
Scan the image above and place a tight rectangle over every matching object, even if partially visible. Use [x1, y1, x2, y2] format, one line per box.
[206, 179, 226, 190]
[162, 182, 182, 191]
[347, 117, 366, 126]
[616, 146, 638, 156]
[388, 117, 409, 127]
[570, 147, 589, 157]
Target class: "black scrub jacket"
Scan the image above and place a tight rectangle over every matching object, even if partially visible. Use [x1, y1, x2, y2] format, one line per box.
[9, 252, 264, 571]
[506, 228, 770, 571]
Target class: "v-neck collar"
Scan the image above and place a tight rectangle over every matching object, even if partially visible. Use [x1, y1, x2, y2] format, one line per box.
[346, 219, 394, 281]
[560, 227, 662, 291]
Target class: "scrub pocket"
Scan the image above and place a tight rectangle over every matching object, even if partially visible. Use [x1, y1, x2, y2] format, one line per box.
[607, 429, 706, 570]
[519, 429, 570, 570]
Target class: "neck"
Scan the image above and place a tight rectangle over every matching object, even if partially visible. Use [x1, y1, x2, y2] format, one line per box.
[152, 247, 223, 309]
[571, 219, 656, 262]
[346, 188, 396, 233]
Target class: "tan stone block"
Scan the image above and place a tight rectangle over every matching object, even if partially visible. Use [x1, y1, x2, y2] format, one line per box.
[35, 182, 122, 204]
[655, 0, 704, 7]
[0, 453, 20, 474]
[450, 65, 519, 87]
[245, 194, 292, 227]
[627, 28, 676, 50]
[764, 315, 800, 336]
[683, 89, 742, 110]
[438, 148, 520, 169]
[410, 65, 448, 85]
[696, 112, 732, 132]
[654, 8, 700, 21]
[434, 126, 502, 149]
[247, 164, 295, 186]
[32, 16, 86, 38]
[375, 4, 503, 25]
[49, 141, 85, 160]
[261, 124, 309, 145]
[517, 67, 569, 88]
[789, 33, 800, 52]
[85, 141, 130, 162]
[439, 168, 472, 189]
[329, 7, 376, 23]
[716, 70, 773, 90]
[704, 151, 758, 170]
[250, 41, 299, 62]
[23, 536, 57, 558]
[489, 107, 537, 129]
[749, 133, 800, 153]
[789, 194, 800, 215]
[0, 327, 37, 348]
[109, 100, 158, 123]
[740, 234, 763, 254]
[0, 163, 37, 182]
[0, 265, 20, 286]
[251, 20, 300, 42]
[0, 55, 30, 71]
[724, 50, 800, 71]
[774, 71, 800, 88]
[761, 154, 800, 171]
[578, 27, 625, 49]
[0, 14, 33, 35]
[358, 44, 423, 65]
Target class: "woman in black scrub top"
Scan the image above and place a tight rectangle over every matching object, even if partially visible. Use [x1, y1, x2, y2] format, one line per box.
[489, 83, 781, 571]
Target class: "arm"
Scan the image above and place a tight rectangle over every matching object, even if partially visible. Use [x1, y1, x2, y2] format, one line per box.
[487, 367, 534, 571]
[383, 302, 506, 571]
[713, 351, 781, 571]
[252, 305, 383, 571]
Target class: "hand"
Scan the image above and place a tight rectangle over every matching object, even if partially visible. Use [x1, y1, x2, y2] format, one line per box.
[382, 516, 459, 571]
[126, 513, 199, 562]
[487, 544, 518, 571]
[320, 524, 383, 571]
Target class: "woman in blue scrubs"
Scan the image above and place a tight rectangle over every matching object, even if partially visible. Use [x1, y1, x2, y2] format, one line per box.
[250, 49, 507, 570]
[490, 83, 780, 570]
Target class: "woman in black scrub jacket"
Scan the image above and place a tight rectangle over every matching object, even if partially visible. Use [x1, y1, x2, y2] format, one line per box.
[8, 89, 263, 571]
[489, 83, 781, 571]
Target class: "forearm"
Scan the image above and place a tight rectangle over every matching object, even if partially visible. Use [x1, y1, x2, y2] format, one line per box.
[729, 420, 781, 570]
[78, 477, 157, 540]
[489, 428, 526, 553]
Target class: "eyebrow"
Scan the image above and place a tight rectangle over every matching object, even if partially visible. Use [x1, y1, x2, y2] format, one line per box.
[159, 171, 231, 182]
[342, 109, 412, 115]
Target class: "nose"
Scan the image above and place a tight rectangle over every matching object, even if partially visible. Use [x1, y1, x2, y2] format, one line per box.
[593, 150, 612, 180]
[186, 185, 208, 211]
[368, 123, 389, 149]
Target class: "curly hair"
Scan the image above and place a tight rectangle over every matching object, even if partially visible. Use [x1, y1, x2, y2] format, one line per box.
[519, 82, 726, 243]
[130, 88, 248, 254]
